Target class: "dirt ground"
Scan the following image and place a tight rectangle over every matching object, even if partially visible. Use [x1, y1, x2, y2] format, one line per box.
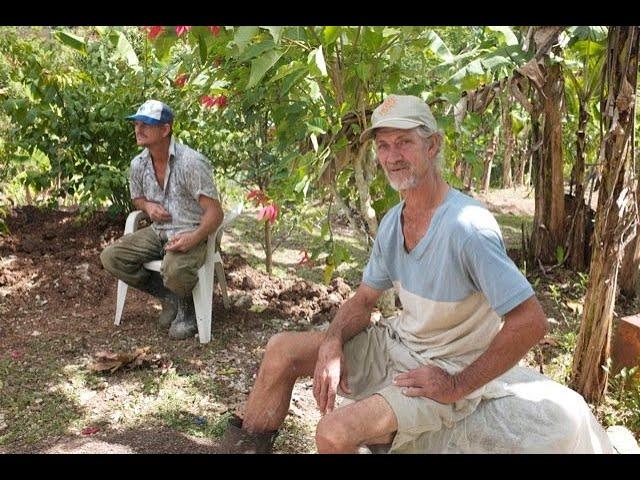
[0, 206, 355, 453]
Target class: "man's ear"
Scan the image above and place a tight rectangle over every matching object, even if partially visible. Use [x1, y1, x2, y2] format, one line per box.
[428, 133, 442, 156]
[162, 123, 172, 138]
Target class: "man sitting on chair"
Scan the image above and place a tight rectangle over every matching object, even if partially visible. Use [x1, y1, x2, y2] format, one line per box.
[101, 99, 223, 340]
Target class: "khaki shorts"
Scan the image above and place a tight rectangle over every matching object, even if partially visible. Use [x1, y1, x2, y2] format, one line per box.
[340, 323, 612, 454]
[340, 323, 481, 453]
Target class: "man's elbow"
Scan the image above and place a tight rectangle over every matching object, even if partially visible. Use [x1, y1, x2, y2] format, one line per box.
[536, 314, 550, 339]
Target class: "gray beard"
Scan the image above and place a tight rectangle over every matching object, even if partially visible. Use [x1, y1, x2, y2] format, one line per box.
[386, 173, 419, 191]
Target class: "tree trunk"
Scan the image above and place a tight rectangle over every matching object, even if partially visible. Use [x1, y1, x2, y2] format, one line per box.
[502, 94, 514, 189]
[619, 129, 640, 296]
[531, 51, 566, 265]
[264, 220, 273, 275]
[566, 101, 590, 271]
[353, 145, 378, 243]
[463, 161, 473, 190]
[571, 26, 640, 404]
[482, 132, 498, 193]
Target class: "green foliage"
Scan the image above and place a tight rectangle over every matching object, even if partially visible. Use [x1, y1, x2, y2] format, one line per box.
[602, 365, 640, 432]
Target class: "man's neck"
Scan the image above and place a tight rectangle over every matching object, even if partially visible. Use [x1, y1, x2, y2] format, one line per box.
[402, 172, 448, 217]
[148, 138, 171, 166]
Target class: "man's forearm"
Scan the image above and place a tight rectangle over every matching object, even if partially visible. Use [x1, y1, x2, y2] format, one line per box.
[324, 294, 377, 345]
[452, 296, 548, 398]
[192, 203, 223, 243]
[133, 198, 148, 213]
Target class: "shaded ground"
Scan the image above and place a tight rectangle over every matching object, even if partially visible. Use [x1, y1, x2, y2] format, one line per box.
[1, 188, 637, 453]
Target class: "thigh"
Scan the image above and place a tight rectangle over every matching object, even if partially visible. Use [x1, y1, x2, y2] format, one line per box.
[109, 226, 163, 265]
[161, 238, 207, 276]
[326, 394, 398, 447]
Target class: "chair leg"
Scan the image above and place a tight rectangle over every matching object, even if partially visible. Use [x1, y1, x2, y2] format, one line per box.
[115, 280, 129, 325]
[193, 267, 213, 344]
[215, 261, 230, 309]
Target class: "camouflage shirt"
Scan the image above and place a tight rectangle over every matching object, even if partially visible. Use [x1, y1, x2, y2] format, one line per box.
[129, 138, 219, 238]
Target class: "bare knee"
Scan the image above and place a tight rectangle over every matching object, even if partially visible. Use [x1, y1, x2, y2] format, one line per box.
[316, 414, 354, 453]
[260, 332, 306, 380]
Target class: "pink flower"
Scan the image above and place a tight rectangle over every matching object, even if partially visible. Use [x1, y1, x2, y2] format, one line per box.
[175, 73, 188, 87]
[10, 350, 22, 360]
[257, 203, 279, 225]
[175, 26, 192, 37]
[200, 95, 216, 108]
[144, 26, 164, 40]
[209, 26, 221, 36]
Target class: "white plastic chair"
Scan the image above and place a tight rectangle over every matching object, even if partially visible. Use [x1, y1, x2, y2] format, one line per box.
[114, 203, 243, 344]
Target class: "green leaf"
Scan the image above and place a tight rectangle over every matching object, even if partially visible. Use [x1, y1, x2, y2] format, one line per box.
[322, 26, 341, 46]
[323, 264, 335, 285]
[198, 35, 208, 64]
[424, 30, 452, 62]
[247, 49, 283, 89]
[54, 30, 87, 54]
[239, 39, 275, 62]
[362, 27, 383, 51]
[315, 46, 327, 76]
[487, 26, 518, 46]
[154, 34, 177, 61]
[264, 26, 283, 45]
[108, 31, 139, 67]
[233, 26, 259, 54]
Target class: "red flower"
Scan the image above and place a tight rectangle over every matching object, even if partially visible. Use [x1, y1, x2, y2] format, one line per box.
[257, 203, 279, 225]
[247, 189, 268, 206]
[175, 73, 188, 87]
[175, 26, 192, 37]
[209, 26, 221, 36]
[298, 250, 314, 266]
[200, 95, 216, 108]
[144, 26, 164, 40]
[213, 94, 228, 109]
[10, 350, 22, 360]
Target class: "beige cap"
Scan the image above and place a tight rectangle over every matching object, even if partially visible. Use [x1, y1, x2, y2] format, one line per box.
[360, 94, 437, 143]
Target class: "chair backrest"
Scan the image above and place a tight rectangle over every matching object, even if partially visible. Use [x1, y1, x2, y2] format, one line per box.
[208, 203, 244, 260]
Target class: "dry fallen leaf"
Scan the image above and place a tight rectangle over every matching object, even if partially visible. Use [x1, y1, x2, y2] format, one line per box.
[88, 347, 169, 373]
[81, 426, 101, 435]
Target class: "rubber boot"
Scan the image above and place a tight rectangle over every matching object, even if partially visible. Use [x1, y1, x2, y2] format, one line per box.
[168, 295, 198, 340]
[136, 271, 179, 328]
[218, 415, 278, 454]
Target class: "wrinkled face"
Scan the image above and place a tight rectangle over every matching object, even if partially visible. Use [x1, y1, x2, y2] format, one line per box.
[133, 121, 170, 147]
[374, 127, 436, 191]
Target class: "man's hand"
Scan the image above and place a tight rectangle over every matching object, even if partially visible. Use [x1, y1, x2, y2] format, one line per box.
[313, 337, 351, 415]
[145, 203, 172, 223]
[164, 231, 200, 253]
[393, 365, 461, 404]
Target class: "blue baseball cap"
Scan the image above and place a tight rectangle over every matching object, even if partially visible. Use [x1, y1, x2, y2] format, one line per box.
[126, 99, 174, 125]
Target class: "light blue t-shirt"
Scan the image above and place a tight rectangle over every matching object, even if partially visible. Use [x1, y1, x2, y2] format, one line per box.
[363, 187, 534, 370]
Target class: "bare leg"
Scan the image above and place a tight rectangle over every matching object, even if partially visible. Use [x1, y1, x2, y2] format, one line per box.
[242, 330, 324, 432]
[315, 394, 397, 453]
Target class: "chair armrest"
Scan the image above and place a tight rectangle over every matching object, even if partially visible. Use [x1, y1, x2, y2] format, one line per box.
[124, 210, 150, 234]
[214, 203, 244, 247]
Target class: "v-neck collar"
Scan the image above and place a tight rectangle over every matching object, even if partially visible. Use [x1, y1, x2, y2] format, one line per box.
[398, 187, 456, 259]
